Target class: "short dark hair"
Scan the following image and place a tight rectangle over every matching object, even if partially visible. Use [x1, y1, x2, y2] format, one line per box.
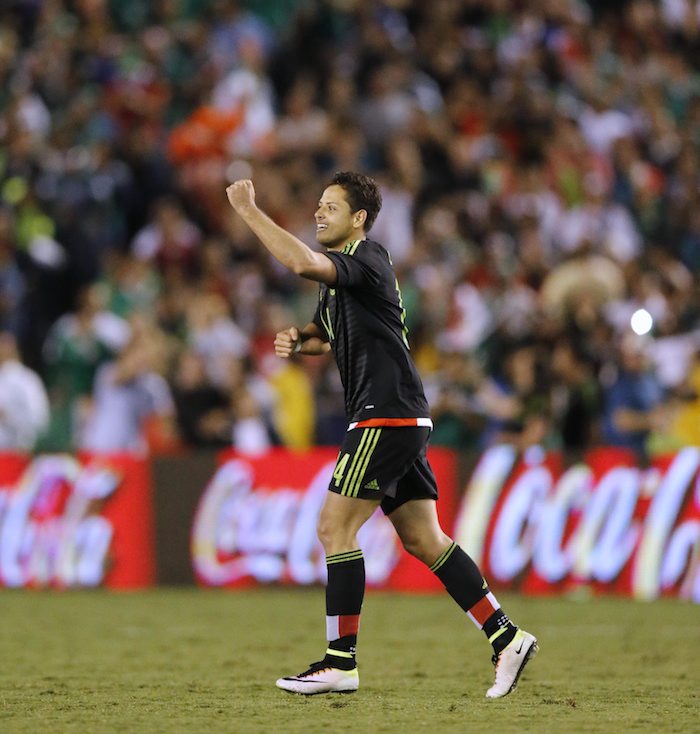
[330, 171, 382, 231]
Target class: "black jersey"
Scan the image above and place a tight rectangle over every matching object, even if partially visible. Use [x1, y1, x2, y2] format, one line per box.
[312, 238, 430, 425]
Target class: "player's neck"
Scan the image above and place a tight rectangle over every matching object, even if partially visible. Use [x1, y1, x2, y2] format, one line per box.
[327, 234, 366, 252]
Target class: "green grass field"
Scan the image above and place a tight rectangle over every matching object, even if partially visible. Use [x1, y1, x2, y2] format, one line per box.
[1, 589, 697, 734]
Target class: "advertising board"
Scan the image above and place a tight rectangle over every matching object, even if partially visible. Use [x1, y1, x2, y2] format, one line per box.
[191, 447, 458, 591]
[454, 446, 700, 601]
[0, 453, 155, 588]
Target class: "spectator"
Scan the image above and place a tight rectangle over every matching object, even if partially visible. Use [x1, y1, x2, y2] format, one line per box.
[554, 171, 642, 263]
[602, 334, 670, 458]
[211, 35, 276, 157]
[171, 349, 230, 448]
[425, 351, 484, 451]
[186, 292, 249, 388]
[231, 387, 273, 456]
[100, 252, 162, 320]
[0, 331, 49, 451]
[550, 337, 602, 456]
[273, 76, 330, 157]
[80, 331, 175, 454]
[131, 196, 202, 281]
[665, 351, 700, 447]
[206, 0, 275, 75]
[42, 283, 130, 450]
[0, 207, 25, 335]
[475, 340, 552, 451]
[253, 302, 315, 451]
[0, 0, 699, 455]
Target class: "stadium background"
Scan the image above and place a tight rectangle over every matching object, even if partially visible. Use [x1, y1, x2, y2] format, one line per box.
[0, 1, 699, 732]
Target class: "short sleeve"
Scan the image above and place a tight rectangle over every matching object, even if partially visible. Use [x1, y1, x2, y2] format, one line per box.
[324, 247, 382, 289]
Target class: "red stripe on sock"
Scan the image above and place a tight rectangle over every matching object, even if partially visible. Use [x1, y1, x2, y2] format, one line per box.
[338, 614, 360, 637]
[469, 595, 497, 628]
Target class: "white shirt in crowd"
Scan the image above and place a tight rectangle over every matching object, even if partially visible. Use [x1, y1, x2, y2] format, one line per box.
[232, 417, 271, 456]
[0, 359, 50, 450]
[80, 364, 174, 454]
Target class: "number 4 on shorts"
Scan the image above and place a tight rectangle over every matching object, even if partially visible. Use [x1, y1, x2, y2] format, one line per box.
[333, 453, 351, 487]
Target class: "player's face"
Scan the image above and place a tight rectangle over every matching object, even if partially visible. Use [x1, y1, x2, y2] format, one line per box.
[315, 185, 363, 248]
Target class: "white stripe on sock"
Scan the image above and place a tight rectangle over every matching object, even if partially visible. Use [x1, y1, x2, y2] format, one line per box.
[326, 615, 339, 641]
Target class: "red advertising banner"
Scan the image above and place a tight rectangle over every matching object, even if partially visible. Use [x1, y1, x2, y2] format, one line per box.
[0, 453, 155, 589]
[191, 447, 458, 591]
[454, 446, 700, 602]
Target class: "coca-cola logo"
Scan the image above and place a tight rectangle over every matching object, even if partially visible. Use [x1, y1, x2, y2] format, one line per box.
[455, 446, 700, 602]
[191, 458, 401, 586]
[0, 456, 120, 588]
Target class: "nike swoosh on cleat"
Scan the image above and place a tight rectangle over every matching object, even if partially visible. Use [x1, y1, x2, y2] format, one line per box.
[287, 678, 331, 684]
[514, 641, 524, 654]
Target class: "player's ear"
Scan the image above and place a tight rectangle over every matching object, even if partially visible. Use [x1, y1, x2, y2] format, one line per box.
[353, 209, 367, 229]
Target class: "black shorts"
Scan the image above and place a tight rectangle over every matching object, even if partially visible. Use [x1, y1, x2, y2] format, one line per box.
[328, 426, 439, 515]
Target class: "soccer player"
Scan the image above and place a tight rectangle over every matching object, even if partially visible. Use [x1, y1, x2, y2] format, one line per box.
[225, 172, 538, 698]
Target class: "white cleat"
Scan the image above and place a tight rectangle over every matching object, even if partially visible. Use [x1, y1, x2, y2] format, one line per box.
[276, 661, 359, 695]
[486, 629, 538, 699]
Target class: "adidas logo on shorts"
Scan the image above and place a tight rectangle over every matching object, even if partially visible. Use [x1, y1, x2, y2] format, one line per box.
[364, 478, 380, 490]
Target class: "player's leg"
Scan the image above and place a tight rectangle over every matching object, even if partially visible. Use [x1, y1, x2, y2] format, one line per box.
[316, 491, 380, 669]
[316, 489, 380, 554]
[276, 430, 381, 695]
[389, 497, 519, 643]
[387, 475, 538, 698]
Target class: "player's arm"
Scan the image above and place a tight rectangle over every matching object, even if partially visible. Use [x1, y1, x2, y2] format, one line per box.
[226, 179, 337, 285]
[275, 323, 331, 358]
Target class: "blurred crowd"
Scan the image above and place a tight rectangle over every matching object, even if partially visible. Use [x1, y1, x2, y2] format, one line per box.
[1, 0, 699, 459]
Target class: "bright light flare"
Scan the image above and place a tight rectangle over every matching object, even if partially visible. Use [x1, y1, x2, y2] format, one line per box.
[630, 308, 653, 336]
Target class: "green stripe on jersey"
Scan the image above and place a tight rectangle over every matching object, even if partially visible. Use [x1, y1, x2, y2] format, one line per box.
[342, 239, 362, 256]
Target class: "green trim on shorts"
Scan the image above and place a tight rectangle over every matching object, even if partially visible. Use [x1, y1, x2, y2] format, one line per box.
[341, 428, 382, 497]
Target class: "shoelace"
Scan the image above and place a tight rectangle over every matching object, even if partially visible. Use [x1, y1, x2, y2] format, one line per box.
[295, 661, 332, 678]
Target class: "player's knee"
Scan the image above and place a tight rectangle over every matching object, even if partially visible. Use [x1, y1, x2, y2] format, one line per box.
[317, 514, 349, 553]
[400, 529, 451, 565]
[316, 515, 332, 549]
[399, 531, 432, 564]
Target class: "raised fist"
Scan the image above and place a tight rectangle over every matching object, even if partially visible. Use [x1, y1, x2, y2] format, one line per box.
[226, 179, 256, 212]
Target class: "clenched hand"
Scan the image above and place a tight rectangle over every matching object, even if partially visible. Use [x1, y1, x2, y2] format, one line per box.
[226, 179, 256, 213]
[274, 327, 301, 358]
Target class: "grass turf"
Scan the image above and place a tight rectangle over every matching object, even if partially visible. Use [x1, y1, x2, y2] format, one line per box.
[1, 588, 697, 733]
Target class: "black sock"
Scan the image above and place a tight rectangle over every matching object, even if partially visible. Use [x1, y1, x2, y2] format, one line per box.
[323, 549, 364, 670]
[483, 609, 517, 654]
[430, 542, 517, 653]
